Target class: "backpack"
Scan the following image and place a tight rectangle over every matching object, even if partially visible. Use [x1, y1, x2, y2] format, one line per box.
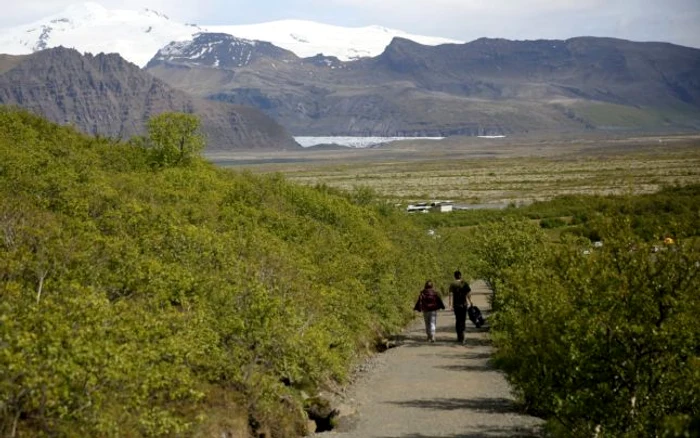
[453, 281, 471, 308]
[416, 289, 443, 312]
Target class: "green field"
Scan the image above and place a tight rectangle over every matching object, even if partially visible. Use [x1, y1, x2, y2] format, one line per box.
[212, 134, 700, 205]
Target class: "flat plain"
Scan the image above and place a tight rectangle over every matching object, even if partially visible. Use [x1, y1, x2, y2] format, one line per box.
[208, 133, 700, 205]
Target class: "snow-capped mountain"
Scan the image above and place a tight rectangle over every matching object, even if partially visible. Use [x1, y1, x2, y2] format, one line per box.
[207, 20, 461, 61]
[0, 3, 202, 67]
[151, 33, 297, 69]
[0, 2, 462, 67]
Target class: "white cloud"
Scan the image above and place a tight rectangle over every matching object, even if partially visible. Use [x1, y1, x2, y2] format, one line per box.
[313, 0, 700, 47]
[0, 1, 197, 27]
[316, 0, 607, 14]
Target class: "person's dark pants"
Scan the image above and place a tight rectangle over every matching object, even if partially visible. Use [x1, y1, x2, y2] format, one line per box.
[454, 306, 467, 342]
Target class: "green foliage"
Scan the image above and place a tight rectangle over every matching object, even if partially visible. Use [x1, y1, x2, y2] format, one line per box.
[467, 218, 546, 310]
[0, 109, 438, 436]
[416, 182, 700, 436]
[539, 217, 567, 229]
[431, 227, 481, 287]
[488, 218, 700, 437]
[146, 112, 205, 168]
[412, 186, 700, 243]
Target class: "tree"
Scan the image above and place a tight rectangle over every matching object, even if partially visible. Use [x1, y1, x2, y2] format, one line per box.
[146, 113, 205, 167]
[470, 218, 546, 310]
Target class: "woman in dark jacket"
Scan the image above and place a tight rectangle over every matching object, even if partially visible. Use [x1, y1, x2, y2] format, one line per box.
[414, 280, 445, 342]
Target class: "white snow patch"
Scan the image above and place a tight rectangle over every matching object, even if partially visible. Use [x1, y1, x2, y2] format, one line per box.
[0, 4, 462, 67]
[0, 2, 202, 66]
[295, 136, 444, 148]
[209, 19, 460, 60]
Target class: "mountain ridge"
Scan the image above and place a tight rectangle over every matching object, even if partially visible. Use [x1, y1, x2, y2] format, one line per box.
[0, 47, 300, 150]
[3, 3, 700, 139]
[146, 34, 700, 136]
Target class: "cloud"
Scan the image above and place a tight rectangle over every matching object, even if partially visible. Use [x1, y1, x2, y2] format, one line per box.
[311, 0, 700, 46]
[316, 0, 607, 15]
[0, 0, 199, 27]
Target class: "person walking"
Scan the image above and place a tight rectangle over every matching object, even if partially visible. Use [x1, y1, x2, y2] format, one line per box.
[448, 270, 472, 344]
[414, 280, 445, 342]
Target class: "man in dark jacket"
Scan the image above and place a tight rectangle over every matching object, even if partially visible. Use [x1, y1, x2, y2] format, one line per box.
[448, 270, 472, 344]
[414, 280, 445, 342]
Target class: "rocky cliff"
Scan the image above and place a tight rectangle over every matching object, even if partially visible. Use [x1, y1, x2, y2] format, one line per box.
[0, 47, 299, 150]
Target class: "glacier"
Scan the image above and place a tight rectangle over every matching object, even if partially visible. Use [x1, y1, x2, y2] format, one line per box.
[0, 2, 463, 67]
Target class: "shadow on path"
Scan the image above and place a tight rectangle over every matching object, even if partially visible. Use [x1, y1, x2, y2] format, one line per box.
[436, 363, 494, 373]
[436, 326, 491, 334]
[376, 428, 540, 438]
[395, 336, 493, 348]
[387, 397, 523, 414]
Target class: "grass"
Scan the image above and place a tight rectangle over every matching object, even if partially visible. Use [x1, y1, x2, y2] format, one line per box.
[216, 138, 700, 206]
[569, 101, 700, 129]
[212, 136, 700, 210]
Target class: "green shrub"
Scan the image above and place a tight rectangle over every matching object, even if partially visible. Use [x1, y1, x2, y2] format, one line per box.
[539, 217, 567, 229]
[489, 218, 700, 437]
[0, 109, 439, 436]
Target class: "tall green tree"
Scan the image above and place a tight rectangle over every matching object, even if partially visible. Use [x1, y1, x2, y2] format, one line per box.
[146, 112, 205, 167]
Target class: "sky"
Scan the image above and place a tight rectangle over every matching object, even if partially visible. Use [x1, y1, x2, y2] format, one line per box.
[2, 0, 700, 48]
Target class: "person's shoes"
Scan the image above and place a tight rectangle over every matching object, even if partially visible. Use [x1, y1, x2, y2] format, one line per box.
[429, 335, 435, 343]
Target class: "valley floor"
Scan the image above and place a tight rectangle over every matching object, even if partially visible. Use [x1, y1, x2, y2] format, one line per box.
[208, 133, 700, 205]
[317, 281, 543, 438]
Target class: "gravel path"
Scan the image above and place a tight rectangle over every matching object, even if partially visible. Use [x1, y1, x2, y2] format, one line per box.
[318, 281, 543, 438]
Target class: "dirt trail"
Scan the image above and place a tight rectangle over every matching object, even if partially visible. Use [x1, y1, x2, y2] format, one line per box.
[319, 281, 543, 438]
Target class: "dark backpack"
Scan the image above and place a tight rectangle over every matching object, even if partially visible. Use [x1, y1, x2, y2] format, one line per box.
[453, 281, 471, 307]
[416, 290, 443, 312]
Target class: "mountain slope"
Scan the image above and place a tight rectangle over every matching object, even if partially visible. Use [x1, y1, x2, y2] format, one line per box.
[373, 37, 700, 109]
[146, 35, 700, 136]
[154, 33, 298, 69]
[0, 2, 461, 67]
[0, 47, 299, 150]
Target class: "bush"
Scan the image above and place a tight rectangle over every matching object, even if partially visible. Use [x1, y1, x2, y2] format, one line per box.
[539, 217, 567, 229]
[467, 218, 546, 310]
[0, 109, 440, 436]
[489, 218, 700, 437]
